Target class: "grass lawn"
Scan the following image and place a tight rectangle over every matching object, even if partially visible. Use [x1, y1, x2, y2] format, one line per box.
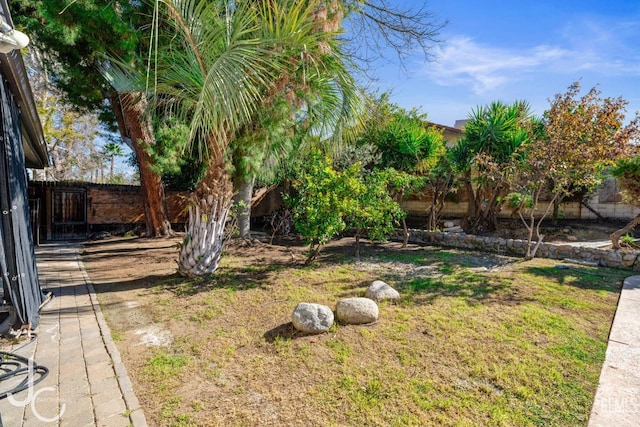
[82, 237, 628, 426]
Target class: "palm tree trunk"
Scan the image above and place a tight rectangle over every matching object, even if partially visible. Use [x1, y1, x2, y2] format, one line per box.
[119, 92, 173, 237]
[177, 157, 233, 277]
[233, 175, 254, 240]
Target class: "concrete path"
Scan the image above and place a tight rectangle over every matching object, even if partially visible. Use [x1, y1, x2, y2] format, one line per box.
[589, 275, 640, 426]
[0, 243, 147, 426]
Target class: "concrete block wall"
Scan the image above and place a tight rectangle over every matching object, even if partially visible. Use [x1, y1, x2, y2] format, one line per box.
[581, 193, 640, 220]
[405, 197, 638, 222]
[401, 178, 639, 222]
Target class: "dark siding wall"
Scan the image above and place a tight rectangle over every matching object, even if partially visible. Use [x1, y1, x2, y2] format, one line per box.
[0, 76, 44, 327]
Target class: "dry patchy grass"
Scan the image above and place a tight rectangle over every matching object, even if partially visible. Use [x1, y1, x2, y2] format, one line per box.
[82, 236, 627, 426]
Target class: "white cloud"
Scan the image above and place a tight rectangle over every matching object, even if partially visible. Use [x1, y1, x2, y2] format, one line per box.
[422, 32, 640, 95]
[422, 37, 570, 94]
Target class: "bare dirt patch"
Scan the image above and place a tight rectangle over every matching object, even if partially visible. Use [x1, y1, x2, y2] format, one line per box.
[82, 234, 628, 426]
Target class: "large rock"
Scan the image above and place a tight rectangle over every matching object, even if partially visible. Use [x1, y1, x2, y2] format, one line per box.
[336, 298, 378, 324]
[291, 303, 334, 334]
[365, 280, 400, 302]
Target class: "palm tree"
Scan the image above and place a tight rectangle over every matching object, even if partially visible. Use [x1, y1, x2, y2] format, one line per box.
[102, 142, 124, 182]
[142, 0, 361, 276]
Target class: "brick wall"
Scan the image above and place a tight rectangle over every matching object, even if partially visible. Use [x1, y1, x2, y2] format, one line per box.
[87, 186, 144, 224]
[86, 186, 189, 225]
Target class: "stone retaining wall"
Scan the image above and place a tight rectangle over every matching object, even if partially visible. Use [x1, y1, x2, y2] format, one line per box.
[394, 229, 640, 272]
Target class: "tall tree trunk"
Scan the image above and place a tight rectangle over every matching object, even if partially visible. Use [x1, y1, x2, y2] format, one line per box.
[178, 157, 233, 277]
[461, 175, 476, 231]
[233, 175, 254, 240]
[118, 92, 172, 237]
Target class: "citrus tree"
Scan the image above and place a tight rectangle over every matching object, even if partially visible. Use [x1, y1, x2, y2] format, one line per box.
[289, 152, 403, 263]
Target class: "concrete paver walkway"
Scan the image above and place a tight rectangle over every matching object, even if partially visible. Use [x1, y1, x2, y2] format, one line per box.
[0, 243, 146, 426]
[589, 275, 640, 426]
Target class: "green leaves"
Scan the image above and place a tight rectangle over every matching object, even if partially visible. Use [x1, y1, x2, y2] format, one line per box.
[463, 100, 531, 165]
[358, 95, 445, 174]
[612, 155, 640, 206]
[290, 152, 404, 261]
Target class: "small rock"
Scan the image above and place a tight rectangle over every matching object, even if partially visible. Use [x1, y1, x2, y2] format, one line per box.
[89, 231, 111, 240]
[365, 280, 400, 302]
[336, 298, 378, 324]
[443, 221, 455, 228]
[567, 236, 578, 241]
[292, 303, 334, 334]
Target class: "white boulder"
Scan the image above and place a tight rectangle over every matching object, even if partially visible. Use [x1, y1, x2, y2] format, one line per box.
[336, 298, 378, 324]
[292, 303, 334, 334]
[365, 280, 400, 302]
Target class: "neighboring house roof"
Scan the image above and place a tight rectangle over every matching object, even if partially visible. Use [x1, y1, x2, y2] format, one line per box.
[427, 121, 464, 147]
[427, 122, 464, 136]
[0, 0, 48, 169]
[453, 119, 468, 130]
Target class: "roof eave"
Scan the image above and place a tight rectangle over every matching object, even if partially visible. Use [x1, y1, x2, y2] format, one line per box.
[0, 1, 49, 169]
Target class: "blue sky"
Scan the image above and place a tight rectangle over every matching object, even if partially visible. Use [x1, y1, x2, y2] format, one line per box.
[372, 0, 640, 127]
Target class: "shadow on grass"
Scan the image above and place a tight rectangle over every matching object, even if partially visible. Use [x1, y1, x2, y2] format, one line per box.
[523, 265, 627, 292]
[387, 268, 532, 307]
[88, 263, 286, 298]
[263, 322, 310, 342]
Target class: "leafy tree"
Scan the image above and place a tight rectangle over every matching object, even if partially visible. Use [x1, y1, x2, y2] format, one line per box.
[290, 152, 403, 263]
[364, 168, 416, 247]
[506, 83, 640, 258]
[290, 152, 355, 262]
[611, 155, 640, 248]
[422, 149, 458, 231]
[15, 0, 174, 236]
[39, 95, 103, 181]
[543, 82, 639, 206]
[455, 101, 532, 233]
[25, 51, 107, 182]
[348, 169, 405, 258]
